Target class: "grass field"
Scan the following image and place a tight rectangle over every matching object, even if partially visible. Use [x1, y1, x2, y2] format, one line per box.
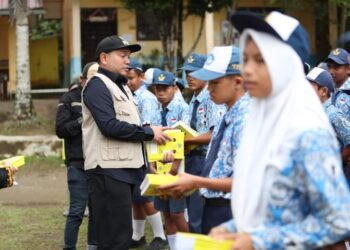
[0, 156, 153, 250]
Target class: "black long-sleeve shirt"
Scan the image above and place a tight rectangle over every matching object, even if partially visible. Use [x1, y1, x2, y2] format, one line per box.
[55, 86, 84, 168]
[83, 67, 153, 184]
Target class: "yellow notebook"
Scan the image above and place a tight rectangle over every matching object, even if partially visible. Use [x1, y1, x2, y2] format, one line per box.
[0, 156, 25, 168]
[140, 174, 195, 196]
[146, 129, 184, 162]
[174, 232, 234, 250]
[171, 121, 200, 151]
[140, 174, 179, 196]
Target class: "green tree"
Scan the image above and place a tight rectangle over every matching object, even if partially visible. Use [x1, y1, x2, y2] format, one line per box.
[122, 0, 231, 71]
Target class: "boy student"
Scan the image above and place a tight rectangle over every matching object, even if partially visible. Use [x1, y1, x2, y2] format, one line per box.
[126, 61, 167, 249]
[307, 67, 350, 182]
[160, 46, 249, 234]
[325, 48, 350, 117]
[150, 70, 190, 250]
[178, 53, 225, 233]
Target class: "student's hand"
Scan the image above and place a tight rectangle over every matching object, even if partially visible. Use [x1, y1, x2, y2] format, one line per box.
[158, 173, 197, 195]
[162, 150, 174, 163]
[149, 162, 157, 174]
[150, 126, 171, 145]
[210, 231, 253, 250]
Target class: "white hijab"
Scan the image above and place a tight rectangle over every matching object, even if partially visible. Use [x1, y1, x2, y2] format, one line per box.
[232, 29, 335, 232]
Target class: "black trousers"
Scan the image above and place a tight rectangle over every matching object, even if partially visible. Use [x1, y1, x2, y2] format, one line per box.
[88, 174, 133, 250]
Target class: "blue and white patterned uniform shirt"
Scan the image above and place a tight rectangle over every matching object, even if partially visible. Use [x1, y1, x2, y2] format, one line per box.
[326, 78, 350, 118]
[153, 98, 190, 127]
[134, 84, 159, 125]
[223, 128, 350, 249]
[324, 101, 350, 149]
[200, 94, 250, 199]
[189, 87, 226, 152]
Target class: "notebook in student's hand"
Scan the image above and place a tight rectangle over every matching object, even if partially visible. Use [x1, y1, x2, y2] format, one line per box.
[174, 232, 234, 250]
[146, 129, 184, 162]
[171, 121, 200, 151]
[140, 174, 195, 196]
[0, 156, 25, 168]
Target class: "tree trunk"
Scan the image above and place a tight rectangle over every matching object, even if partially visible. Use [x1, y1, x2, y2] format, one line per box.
[184, 15, 205, 58]
[176, 0, 184, 68]
[14, 0, 32, 119]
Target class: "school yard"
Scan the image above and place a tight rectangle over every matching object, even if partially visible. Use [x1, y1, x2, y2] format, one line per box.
[0, 99, 152, 250]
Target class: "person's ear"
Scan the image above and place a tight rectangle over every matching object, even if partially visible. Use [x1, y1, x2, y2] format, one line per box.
[99, 53, 108, 65]
[320, 86, 329, 97]
[233, 75, 244, 88]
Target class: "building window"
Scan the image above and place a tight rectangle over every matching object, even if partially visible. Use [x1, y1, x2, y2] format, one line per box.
[136, 10, 160, 41]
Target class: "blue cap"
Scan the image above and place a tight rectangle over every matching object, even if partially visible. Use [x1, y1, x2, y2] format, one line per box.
[326, 48, 350, 65]
[153, 70, 175, 85]
[307, 67, 335, 93]
[190, 46, 240, 81]
[175, 78, 185, 89]
[231, 11, 310, 63]
[128, 59, 143, 71]
[178, 53, 207, 71]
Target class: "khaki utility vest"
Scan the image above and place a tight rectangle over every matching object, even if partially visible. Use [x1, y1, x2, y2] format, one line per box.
[82, 72, 144, 170]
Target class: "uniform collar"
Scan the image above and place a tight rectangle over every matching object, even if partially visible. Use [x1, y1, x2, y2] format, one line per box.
[98, 67, 127, 85]
[191, 86, 208, 104]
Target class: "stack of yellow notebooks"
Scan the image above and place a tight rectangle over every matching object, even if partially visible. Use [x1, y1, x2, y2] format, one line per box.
[171, 121, 200, 151]
[140, 174, 195, 196]
[0, 156, 25, 168]
[174, 232, 234, 250]
[146, 129, 184, 162]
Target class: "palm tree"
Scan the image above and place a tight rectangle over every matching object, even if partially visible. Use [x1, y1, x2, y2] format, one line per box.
[9, 0, 32, 119]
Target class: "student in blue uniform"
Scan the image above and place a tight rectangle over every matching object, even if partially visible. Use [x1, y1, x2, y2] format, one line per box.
[127, 61, 167, 249]
[210, 11, 350, 250]
[160, 46, 249, 234]
[307, 67, 350, 183]
[150, 70, 190, 250]
[325, 48, 350, 118]
[177, 53, 225, 234]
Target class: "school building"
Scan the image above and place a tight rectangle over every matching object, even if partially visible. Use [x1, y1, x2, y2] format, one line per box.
[0, 0, 341, 93]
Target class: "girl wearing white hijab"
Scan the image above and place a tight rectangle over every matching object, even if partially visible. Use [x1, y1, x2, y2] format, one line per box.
[210, 11, 350, 250]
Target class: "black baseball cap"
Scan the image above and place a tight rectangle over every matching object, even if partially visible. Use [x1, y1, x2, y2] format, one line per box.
[95, 35, 141, 60]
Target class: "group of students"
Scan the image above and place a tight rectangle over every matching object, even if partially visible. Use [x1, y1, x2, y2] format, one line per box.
[54, 9, 350, 250]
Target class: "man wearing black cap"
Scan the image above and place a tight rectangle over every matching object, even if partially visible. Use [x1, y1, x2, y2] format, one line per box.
[82, 35, 169, 250]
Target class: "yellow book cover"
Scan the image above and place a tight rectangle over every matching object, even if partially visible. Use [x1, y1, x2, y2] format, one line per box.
[140, 174, 195, 196]
[156, 161, 172, 175]
[146, 129, 184, 162]
[0, 156, 25, 168]
[171, 121, 200, 151]
[140, 174, 179, 196]
[174, 232, 234, 250]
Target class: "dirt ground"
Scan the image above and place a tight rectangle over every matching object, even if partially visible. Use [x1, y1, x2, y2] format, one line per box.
[0, 157, 68, 206]
[0, 98, 68, 205]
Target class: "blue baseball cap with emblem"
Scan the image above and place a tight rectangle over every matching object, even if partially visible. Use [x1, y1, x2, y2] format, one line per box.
[190, 46, 240, 81]
[152, 70, 176, 86]
[178, 53, 207, 72]
[231, 11, 310, 63]
[128, 59, 143, 72]
[307, 67, 335, 93]
[325, 48, 350, 65]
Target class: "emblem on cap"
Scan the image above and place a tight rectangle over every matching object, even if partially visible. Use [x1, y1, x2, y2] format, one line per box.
[120, 37, 129, 46]
[187, 56, 194, 64]
[158, 74, 165, 81]
[232, 64, 240, 70]
[333, 49, 340, 56]
[205, 54, 214, 65]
